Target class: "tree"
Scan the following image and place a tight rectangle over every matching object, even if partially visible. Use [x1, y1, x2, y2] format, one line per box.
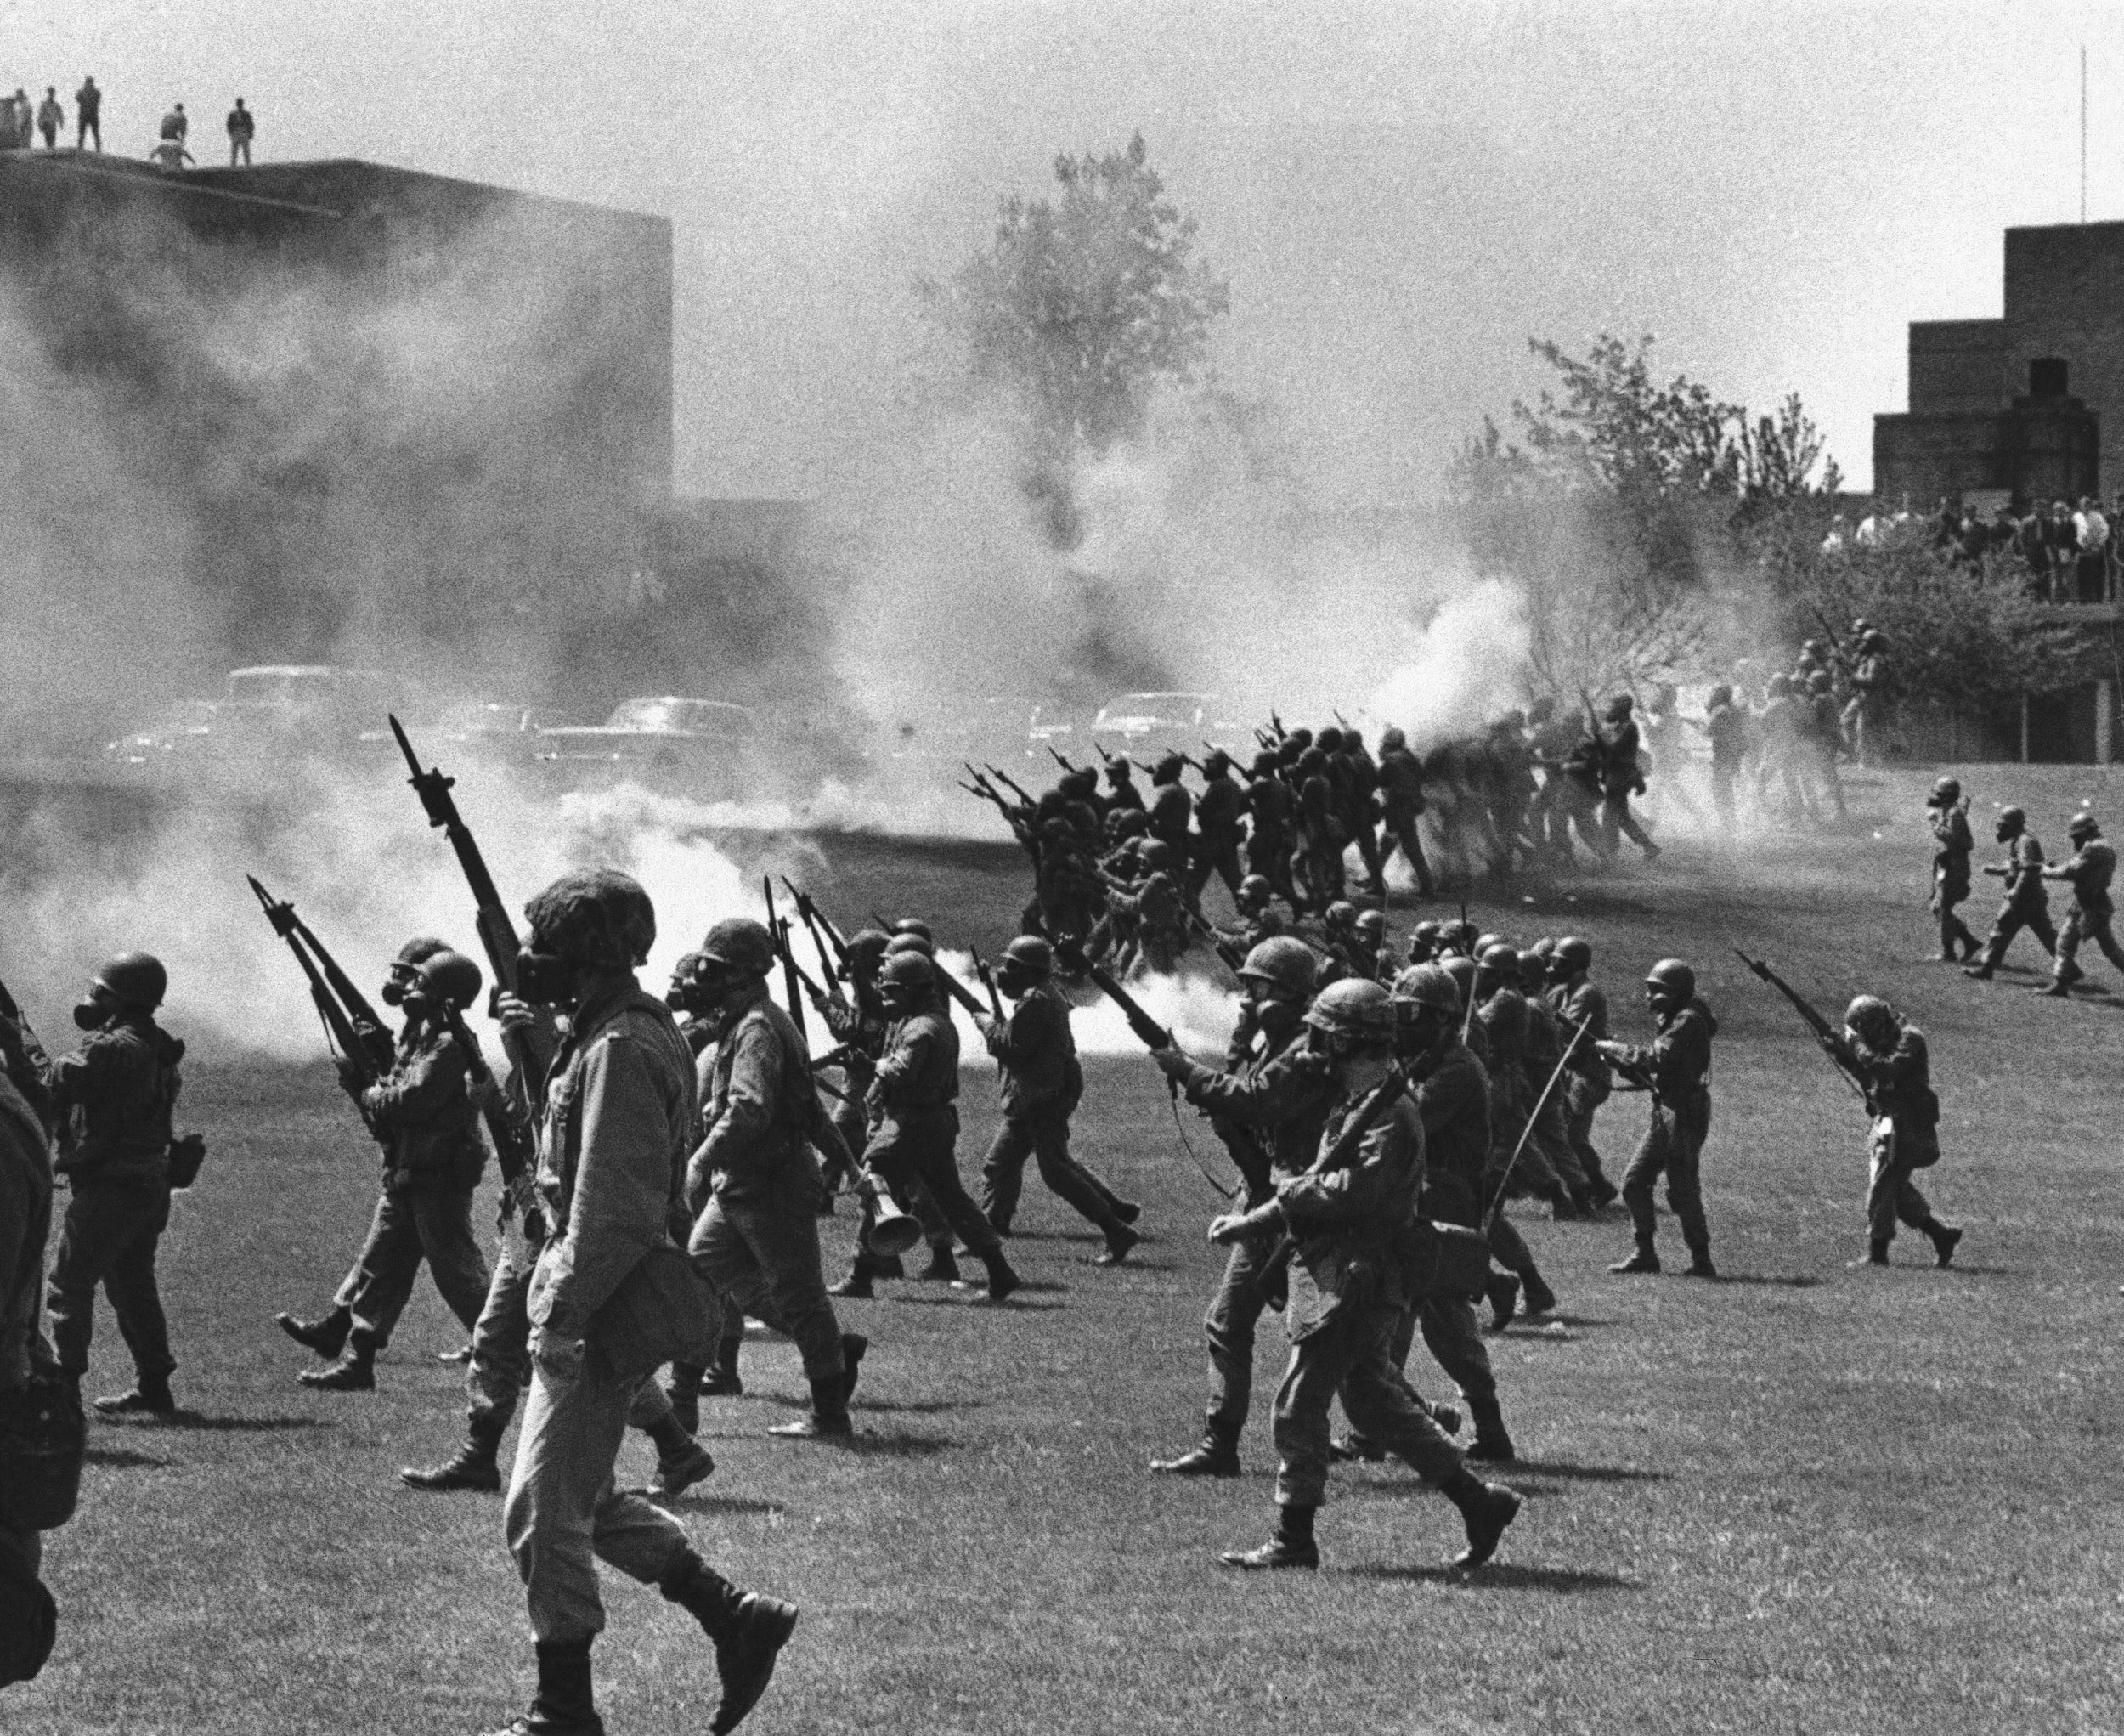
[919, 133, 1229, 467]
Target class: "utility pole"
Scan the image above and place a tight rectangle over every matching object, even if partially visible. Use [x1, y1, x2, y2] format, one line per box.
[2082, 45, 2088, 223]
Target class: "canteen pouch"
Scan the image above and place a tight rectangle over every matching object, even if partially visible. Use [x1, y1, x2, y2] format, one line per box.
[587, 1241, 718, 1384]
[1402, 1219, 1490, 1300]
[166, 1132, 207, 1191]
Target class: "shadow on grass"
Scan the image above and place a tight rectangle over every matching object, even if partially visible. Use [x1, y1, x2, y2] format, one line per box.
[1345, 1561, 1636, 1592]
[1507, 1459, 1670, 1484]
[847, 1430, 953, 1458]
[857, 1397, 991, 1415]
[163, 1411, 325, 1433]
[664, 1494, 788, 1515]
[892, 1291, 1067, 1310]
[1707, 1274, 1822, 1289]
[85, 1445, 169, 1468]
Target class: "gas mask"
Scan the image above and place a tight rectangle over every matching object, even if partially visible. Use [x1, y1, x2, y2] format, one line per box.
[514, 943, 576, 1009]
[381, 965, 419, 1008]
[71, 990, 115, 1032]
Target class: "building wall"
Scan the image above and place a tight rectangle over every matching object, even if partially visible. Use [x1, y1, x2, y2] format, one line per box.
[2003, 223, 2124, 501]
[1908, 319, 2008, 414]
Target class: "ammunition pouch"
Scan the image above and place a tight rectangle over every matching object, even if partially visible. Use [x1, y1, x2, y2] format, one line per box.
[166, 1132, 207, 1191]
[1398, 1220, 1489, 1300]
[0, 1375, 86, 1531]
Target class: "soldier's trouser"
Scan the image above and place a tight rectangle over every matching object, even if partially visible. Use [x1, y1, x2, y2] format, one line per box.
[867, 1108, 1002, 1258]
[1566, 789, 1609, 858]
[2052, 905, 2124, 982]
[1562, 1075, 1610, 1190]
[0, 1523, 54, 1686]
[1866, 1126, 1939, 1246]
[689, 1195, 845, 1384]
[1532, 1096, 1590, 1194]
[1188, 838, 1244, 905]
[1204, 1234, 1274, 1432]
[47, 1179, 173, 1383]
[1808, 746, 1847, 820]
[333, 1182, 490, 1347]
[1622, 1100, 1710, 1256]
[506, 1354, 692, 1644]
[1710, 764, 1737, 824]
[833, 1097, 947, 1250]
[1349, 817, 1384, 888]
[980, 1113, 1124, 1235]
[1273, 1298, 1463, 1508]
[1976, 900, 2057, 971]
[1933, 874, 1977, 958]
[1416, 1295, 1498, 1405]
[1486, 1212, 1538, 1281]
[1601, 792, 1657, 853]
[466, 1236, 681, 1435]
[1381, 807, 1433, 893]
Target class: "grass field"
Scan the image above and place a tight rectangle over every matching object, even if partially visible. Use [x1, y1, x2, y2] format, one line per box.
[12, 765, 2124, 1735]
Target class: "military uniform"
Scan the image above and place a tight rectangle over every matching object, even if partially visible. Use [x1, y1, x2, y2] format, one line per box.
[1376, 732, 1434, 896]
[2046, 830, 2124, 989]
[1548, 975, 1617, 1204]
[0, 1068, 59, 1687]
[1165, 1029, 1333, 1454]
[686, 983, 850, 1401]
[1188, 763, 1248, 906]
[1242, 764, 1308, 913]
[330, 1019, 494, 1364]
[1928, 800, 1979, 962]
[1704, 696, 1749, 826]
[1613, 995, 1716, 1272]
[1843, 1017, 1958, 1264]
[1968, 828, 2056, 977]
[43, 1009, 184, 1402]
[820, 985, 951, 1266]
[976, 981, 1133, 1247]
[865, 999, 1008, 1267]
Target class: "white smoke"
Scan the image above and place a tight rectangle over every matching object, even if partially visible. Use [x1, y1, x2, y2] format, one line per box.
[1364, 579, 1533, 750]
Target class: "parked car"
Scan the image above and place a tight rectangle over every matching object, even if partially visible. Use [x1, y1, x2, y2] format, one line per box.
[533, 697, 760, 799]
[102, 698, 222, 766]
[1085, 691, 1240, 762]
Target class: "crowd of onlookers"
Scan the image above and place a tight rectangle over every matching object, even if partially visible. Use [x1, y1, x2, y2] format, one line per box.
[1821, 493, 2120, 603]
[0, 77, 257, 170]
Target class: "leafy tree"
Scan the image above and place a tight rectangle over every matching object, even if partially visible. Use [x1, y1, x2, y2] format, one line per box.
[919, 133, 1229, 465]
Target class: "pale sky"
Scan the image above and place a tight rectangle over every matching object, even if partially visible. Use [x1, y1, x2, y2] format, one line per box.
[12, 0, 2124, 500]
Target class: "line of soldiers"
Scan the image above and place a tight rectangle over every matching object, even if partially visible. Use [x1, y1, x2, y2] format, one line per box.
[1928, 779, 2124, 998]
[972, 698, 1666, 976]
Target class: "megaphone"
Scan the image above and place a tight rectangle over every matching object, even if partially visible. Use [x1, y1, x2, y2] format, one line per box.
[856, 1171, 923, 1258]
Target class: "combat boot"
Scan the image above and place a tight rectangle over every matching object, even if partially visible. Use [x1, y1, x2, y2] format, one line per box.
[1849, 1240, 1890, 1268]
[1587, 1176, 1620, 1210]
[699, 1335, 743, 1397]
[1466, 1395, 1516, 1463]
[485, 1637, 602, 1736]
[827, 1263, 875, 1299]
[1445, 1470, 1522, 1567]
[1682, 1247, 1718, 1279]
[93, 1377, 175, 1416]
[839, 1332, 868, 1405]
[299, 1334, 377, 1392]
[658, 1551, 799, 1735]
[1484, 1272, 1520, 1330]
[1929, 1224, 1963, 1269]
[276, 1304, 352, 1360]
[918, 1245, 960, 1282]
[1111, 1199, 1143, 1224]
[402, 1411, 506, 1491]
[980, 1249, 1020, 1303]
[1150, 1416, 1240, 1477]
[1521, 1272, 1559, 1317]
[664, 1363, 705, 1435]
[647, 1440, 717, 1499]
[1219, 1501, 1319, 1570]
[1094, 1225, 1140, 1265]
[768, 1377, 853, 1439]
[1608, 1245, 1661, 1275]
[2036, 980, 2071, 998]
[1962, 963, 1994, 981]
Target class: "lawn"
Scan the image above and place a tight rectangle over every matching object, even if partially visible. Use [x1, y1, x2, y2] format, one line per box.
[12, 764, 2124, 1735]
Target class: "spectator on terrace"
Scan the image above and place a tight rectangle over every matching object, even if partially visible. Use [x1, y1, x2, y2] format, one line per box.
[2074, 495, 2110, 603]
[149, 136, 193, 172]
[75, 76, 99, 151]
[225, 98, 253, 166]
[35, 88, 60, 149]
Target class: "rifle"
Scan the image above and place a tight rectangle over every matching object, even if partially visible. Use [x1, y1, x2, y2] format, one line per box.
[247, 876, 393, 1132]
[782, 880, 850, 1000]
[1269, 710, 1287, 742]
[1483, 1020, 1587, 1230]
[1731, 949, 1867, 1100]
[1049, 933, 1234, 1201]
[389, 717, 556, 1100]
[931, 956, 989, 1022]
[1252, 1057, 1419, 1298]
[986, 764, 1037, 807]
[437, 1000, 538, 1196]
[247, 875, 394, 1083]
[764, 879, 812, 1049]
[1184, 907, 1247, 976]
[970, 947, 1005, 1020]
[1048, 744, 1078, 773]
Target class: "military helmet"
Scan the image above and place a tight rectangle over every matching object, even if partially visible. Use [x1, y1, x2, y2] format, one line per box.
[845, 928, 892, 963]
[1379, 726, 1407, 750]
[700, 916, 776, 978]
[1139, 839, 1173, 871]
[1152, 753, 1185, 783]
[1473, 931, 1504, 957]
[415, 949, 483, 1011]
[1645, 958, 1696, 999]
[1605, 694, 1634, 720]
[1105, 759, 1135, 783]
[1997, 805, 2026, 834]
[1316, 727, 1344, 753]
[1442, 954, 1476, 1000]
[893, 918, 934, 943]
[1296, 747, 1328, 778]
[1237, 873, 1273, 904]
[884, 931, 933, 958]
[2070, 811, 2101, 840]
[1528, 936, 1555, 958]
[1927, 777, 1961, 808]
[1843, 994, 1895, 1041]
[1477, 942, 1519, 975]
[1250, 749, 1279, 778]
[393, 936, 450, 968]
[1389, 963, 1460, 1014]
[1109, 808, 1149, 840]
[999, 936, 1054, 977]
[1061, 767, 1098, 797]
[1304, 976, 1394, 1036]
[1238, 936, 1318, 1000]
[1411, 919, 1442, 943]
[94, 951, 167, 1011]
[1353, 909, 1387, 941]
[1202, 749, 1232, 775]
[1325, 899, 1357, 928]
[878, 952, 935, 993]
[524, 868, 656, 968]
[1552, 936, 1592, 972]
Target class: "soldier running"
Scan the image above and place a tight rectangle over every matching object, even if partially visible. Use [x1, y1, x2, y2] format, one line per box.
[1926, 778, 1980, 964]
[2039, 811, 2124, 996]
[1827, 997, 1962, 1269]
[1963, 806, 2057, 981]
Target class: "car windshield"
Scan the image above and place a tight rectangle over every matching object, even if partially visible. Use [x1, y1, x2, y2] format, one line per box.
[225, 669, 337, 705]
[605, 698, 755, 735]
